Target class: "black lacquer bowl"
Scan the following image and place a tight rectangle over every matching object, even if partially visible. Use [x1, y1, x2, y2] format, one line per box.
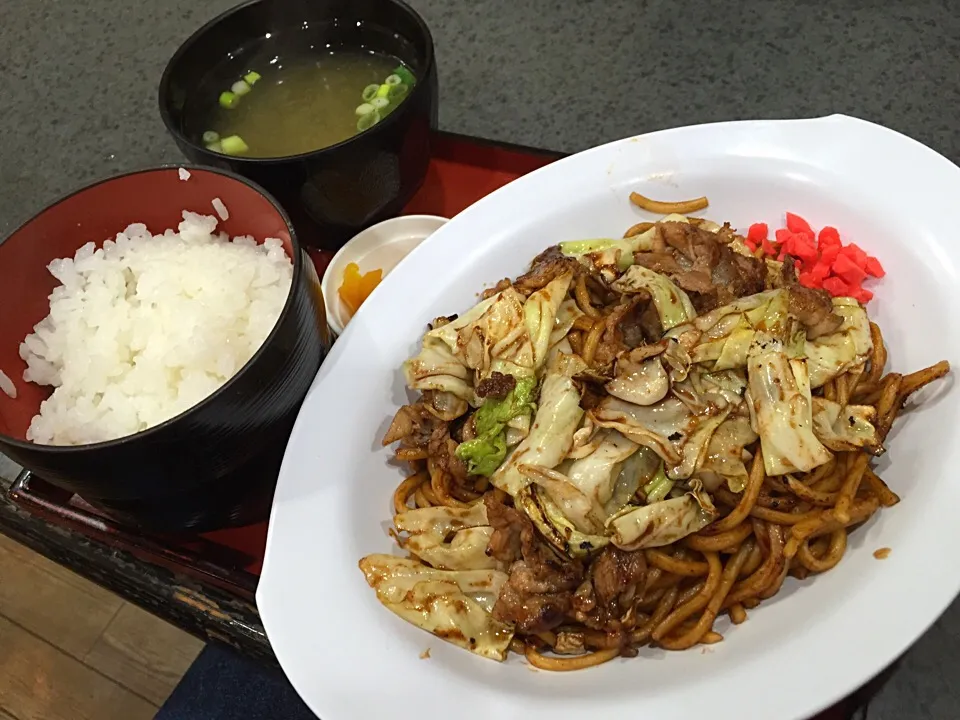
[159, 0, 438, 250]
[0, 167, 330, 532]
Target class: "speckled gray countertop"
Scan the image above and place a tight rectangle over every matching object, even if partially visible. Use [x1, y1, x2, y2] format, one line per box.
[1, 0, 958, 717]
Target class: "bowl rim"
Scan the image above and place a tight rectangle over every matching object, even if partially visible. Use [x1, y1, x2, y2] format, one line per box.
[157, 0, 437, 164]
[0, 163, 312, 453]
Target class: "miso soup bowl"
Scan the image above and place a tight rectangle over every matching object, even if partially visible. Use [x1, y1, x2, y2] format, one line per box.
[0, 166, 330, 532]
[158, 0, 438, 251]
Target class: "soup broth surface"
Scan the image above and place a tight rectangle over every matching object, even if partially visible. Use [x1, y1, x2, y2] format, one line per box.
[195, 46, 410, 158]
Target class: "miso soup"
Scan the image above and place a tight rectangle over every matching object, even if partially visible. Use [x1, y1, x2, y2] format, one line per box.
[192, 46, 416, 159]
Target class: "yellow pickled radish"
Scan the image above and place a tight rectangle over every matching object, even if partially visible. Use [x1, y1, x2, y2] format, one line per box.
[338, 262, 383, 315]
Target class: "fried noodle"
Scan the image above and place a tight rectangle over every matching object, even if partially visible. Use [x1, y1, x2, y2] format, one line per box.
[365, 198, 949, 670]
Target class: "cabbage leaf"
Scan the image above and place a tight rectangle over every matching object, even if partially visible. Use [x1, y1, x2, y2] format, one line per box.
[423, 273, 572, 383]
[491, 354, 584, 496]
[804, 298, 872, 388]
[515, 485, 610, 558]
[642, 461, 673, 503]
[698, 414, 758, 492]
[549, 298, 583, 348]
[666, 289, 803, 370]
[395, 504, 499, 571]
[607, 446, 661, 514]
[358, 554, 513, 661]
[559, 228, 656, 272]
[403, 337, 476, 405]
[559, 430, 639, 506]
[612, 265, 696, 330]
[517, 464, 606, 534]
[747, 345, 833, 475]
[812, 397, 882, 454]
[605, 355, 670, 406]
[455, 376, 537, 476]
[589, 395, 696, 466]
[607, 495, 717, 551]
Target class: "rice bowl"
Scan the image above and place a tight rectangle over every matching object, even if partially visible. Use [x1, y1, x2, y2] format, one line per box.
[0, 165, 327, 531]
[19, 209, 293, 445]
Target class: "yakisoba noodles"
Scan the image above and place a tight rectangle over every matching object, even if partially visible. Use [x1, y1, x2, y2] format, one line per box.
[360, 194, 949, 670]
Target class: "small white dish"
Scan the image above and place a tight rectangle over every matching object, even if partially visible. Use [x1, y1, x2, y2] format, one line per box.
[320, 214, 449, 335]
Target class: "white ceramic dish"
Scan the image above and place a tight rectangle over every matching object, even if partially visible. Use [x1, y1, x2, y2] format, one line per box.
[321, 214, 449, 335]
[259, 115, 960, 720]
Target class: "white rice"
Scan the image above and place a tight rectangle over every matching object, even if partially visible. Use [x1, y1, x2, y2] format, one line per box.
[20, 211, 293, 446]
[0, 370, 16, 399]
[178, 168, 191, 181]
[211, 197, 229, 221]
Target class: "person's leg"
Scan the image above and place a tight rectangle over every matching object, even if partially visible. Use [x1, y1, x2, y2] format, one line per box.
[156, 645, 318, 720]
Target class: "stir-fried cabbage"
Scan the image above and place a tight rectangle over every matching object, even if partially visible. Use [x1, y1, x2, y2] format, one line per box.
[612, 265, 696, 330]
[558, 430, 639, 506]
[607, 494, 717, 551]
[805, 298, 872, 388]
[667, 408, 732, 480]
[605, 353, 670, 406]
[518, 464, 606, 534]
[403, 337, 476, 406]
[642, 461, 673, 503]
[423, 390, 470, 422]
[359, 555, 513, 660]
[523, 275, 575, 369]
[491, 354, 584, 496]
[549, 298, 583, 348]
[559, 228, 656, 272]
[590, 395, 697, 466]
[667, 289, 802, 370]
[812, 397, 882, 454]
[516, 484, 609, 558]
[747, 343, 833, 475]
[423, 274, 572, 382]
[455, 377, 537, 476]
[698, 414, 758, 492]
[607, 446, 661, 514]
[395, 504, 499, 570]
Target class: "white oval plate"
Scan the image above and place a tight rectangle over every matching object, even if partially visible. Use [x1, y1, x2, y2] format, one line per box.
[259, 115, 960, 720]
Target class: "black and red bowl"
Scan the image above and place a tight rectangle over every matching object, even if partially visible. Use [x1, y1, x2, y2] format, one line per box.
[0, 167, 330, 532]
[158, 0, 438, 251]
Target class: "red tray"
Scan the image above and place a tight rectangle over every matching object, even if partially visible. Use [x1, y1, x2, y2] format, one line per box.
[7, 130, 562, 601]
[4, 132, 886, 719]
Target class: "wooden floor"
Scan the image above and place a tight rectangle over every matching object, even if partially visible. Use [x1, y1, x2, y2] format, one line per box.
[0, 533, 204, 720]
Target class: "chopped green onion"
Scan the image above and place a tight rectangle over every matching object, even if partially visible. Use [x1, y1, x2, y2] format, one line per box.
[220, 135, 249, 155]
[393, 65, 416, 86]
[387, 83, 409, 101]
[361, 84, 380, 102]
[202, 130, 220, 144]
[244, 71, 261, 85]
[356, 110, 381, 132]
[385, 74, 403, 86]
[370, 97, 390, 111]
[375, 83, 391, 99]
[206, 141, 223, 153]
[219, 91, 239, 109]
[355, 103, 375, 116]
[231, 79, 252, 96]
